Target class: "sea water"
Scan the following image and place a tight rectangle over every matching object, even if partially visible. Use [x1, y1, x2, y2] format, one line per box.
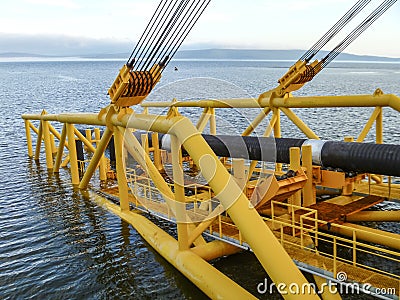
[0, 59, 399, 299]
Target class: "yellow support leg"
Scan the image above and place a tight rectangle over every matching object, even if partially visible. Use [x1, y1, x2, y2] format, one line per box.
[85, 129, 92, 148]
[152, 132, 162, 171]
[376, 106, 383, 144]
[34, 121, 43, 161]
[114, 126, 129, 211]
[209, 107, 216, 135]
[66, 123, 80, 185]
[54, 124, 67, 173]
[94, 128, 107, 181]
[273, 108, 282, 172]
[50, 134, 57, 154]
[171, 135, 190, 250]
[302, 144, 315, 207]
[42, 120, 54, 170]
[288, 147, 301, 210]
[24, 120, 33, 157]
[356, 107, 380, 142]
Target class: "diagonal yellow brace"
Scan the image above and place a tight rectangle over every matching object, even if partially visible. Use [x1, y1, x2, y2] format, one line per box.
[79, 127, 113, 189]
[356, 106, 382, 142]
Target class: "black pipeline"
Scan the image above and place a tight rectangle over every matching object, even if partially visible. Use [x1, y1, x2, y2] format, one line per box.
[200, 135, 400, 177]
[134, 132, 400, 177]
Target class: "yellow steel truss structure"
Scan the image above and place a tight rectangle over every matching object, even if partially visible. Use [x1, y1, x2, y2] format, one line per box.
[22, 90, 400, 299]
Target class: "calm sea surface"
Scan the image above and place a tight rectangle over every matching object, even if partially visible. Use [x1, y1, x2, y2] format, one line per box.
[0, 59, 399, 299]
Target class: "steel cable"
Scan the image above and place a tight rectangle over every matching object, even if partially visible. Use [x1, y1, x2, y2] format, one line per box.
[300, 0, 372, 62]
[133, 0, 181, 71]
[152, 0, 209, 75]
[127, 0, 167, 66]
[318, 0, 396, 70]
[162, 0, 211, 72]
[130, 0, 172, 68]
[142, 0, 191, 71]
[128, 0, 209, 74]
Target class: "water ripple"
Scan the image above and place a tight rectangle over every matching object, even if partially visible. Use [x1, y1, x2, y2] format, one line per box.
[0, 60, 399, 299]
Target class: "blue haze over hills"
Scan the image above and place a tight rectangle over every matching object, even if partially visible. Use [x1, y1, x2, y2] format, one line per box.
[1, 48, 399, 62]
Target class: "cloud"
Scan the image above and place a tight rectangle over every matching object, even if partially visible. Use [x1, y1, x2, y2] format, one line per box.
[0, 33, 132, 56]
[23, 0, 79, 9]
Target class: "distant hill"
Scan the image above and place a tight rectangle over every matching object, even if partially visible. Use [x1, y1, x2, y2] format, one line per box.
[0, 52, 56, 58]
[174, 49, 400, 62]
[1, 49, 399, 62]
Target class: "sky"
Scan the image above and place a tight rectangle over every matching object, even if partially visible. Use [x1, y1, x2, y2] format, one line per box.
[0, 0, 399, 57]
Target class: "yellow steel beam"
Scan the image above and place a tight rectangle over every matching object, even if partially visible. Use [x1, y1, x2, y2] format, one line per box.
[107, 112, 318, 298]
[85, 129, 92, 146]
[121, 128, 206, 246]
[288, 147, 301, 209]
[121, 128, 175, 203]
[376, 106, 383, 144]
[264, 109, 278, 137]
[280, 107, 319, 139]
[48, 123, 64, 145]
[21, 94, 400, 120]
[209, 107, 216, 135]
[89, 191, 256, 299]
[151, 132, 162, 171]
[301, 145, 315, 207]
[273, 108, 282, 172]
[42, 120, 54, 170]
[346, 210, 400, 222]
[54, 124, 67, 173]
[34, 120, 43, 160]
[190, 240, 241, 261]
[22, 112, 104, 125]
[66, 123, 80, 185]
[263, 93, 400, 110]
[322, 222, 400, 251]
[24, 120, 33, 157]
[94, 128, 107, 181]
[79, 127, 113, 189]
[140, 133, 149, 155]
[74, 127, 96, 153]
[313, 274, 342, 300]
[114, 126, 129, 211]
[29, 121, 39, 135]
[141, 98, 261, 108]
[356, 107, 381, 142]
[61, 155, 70, 168]
[161, 117, 318, 299]
[50, 133, 56, 154]
[171, 135, 190, 250]
[139, 93, 400, 110]
[242, 107, 271, 136]
[196, 107, 212, 132]
[187, 216, 218, 246]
